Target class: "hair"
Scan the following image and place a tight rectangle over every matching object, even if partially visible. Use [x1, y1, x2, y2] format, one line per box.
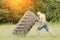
[37, 11, 42, 15]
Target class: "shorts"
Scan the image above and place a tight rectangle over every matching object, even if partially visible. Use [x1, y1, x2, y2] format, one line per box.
[37, 22, 49, 31]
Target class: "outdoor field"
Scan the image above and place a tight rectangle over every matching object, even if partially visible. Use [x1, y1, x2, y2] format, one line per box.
[0, 22, 60, 40]
[0, 0, 60, 40]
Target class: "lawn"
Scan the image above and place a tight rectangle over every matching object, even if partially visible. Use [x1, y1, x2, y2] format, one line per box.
[0, 22, 60, 40]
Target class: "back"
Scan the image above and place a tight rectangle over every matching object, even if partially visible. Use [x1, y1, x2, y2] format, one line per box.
[39, 14, 46, 22]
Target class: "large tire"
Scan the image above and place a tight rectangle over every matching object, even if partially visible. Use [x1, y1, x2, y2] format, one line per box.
[13, 10, 37, 36]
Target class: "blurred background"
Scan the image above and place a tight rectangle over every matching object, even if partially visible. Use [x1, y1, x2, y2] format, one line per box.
[0, 0, 60, 24]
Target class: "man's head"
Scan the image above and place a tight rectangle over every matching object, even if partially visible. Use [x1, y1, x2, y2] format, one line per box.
[37, 11, 42, 16]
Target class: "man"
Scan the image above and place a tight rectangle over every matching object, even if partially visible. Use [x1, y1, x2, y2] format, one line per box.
[37, 11, 55, 36]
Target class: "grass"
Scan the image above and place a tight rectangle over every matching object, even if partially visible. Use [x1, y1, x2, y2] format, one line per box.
[0, 22, 60, 40]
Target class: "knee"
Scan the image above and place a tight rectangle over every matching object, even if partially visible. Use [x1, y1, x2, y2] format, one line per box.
[37, 27, 41, 30]
[46, 29, 49, 31]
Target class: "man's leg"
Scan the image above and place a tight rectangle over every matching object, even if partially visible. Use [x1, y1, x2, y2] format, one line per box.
[37, 24, 44, 36]
[44, 24, 55, 36]
[48, 29, 55, 36]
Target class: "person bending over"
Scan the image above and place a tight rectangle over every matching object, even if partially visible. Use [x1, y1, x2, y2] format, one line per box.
[36, 11, 55, 36]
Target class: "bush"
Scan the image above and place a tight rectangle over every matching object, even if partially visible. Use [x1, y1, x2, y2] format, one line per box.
[0, 9, 24, 24]
[0, 0, 60, 24]
[29, 0, 60, 22]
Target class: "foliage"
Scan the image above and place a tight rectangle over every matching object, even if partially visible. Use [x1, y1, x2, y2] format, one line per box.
[30, 0, 60, 22]
[0, 8, 24, 23]
[0, 9, 9, 23]
[0, 0, 60, 24]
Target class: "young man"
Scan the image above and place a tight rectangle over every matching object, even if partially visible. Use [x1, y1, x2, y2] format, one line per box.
[37, 11, 55, 36]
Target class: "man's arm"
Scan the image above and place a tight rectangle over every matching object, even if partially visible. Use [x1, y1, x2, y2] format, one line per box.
[36, 17, 40, 22]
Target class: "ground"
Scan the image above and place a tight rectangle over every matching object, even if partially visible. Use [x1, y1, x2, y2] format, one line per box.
[0, 22, 60, 40]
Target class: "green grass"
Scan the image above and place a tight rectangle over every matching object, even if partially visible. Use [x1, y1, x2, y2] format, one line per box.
[0, 22, 60, 40]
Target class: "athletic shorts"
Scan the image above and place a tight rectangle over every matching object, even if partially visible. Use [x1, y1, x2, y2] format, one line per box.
[37, 22, 49, 31]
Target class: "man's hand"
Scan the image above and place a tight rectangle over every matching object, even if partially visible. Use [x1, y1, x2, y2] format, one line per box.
[36, 17, 40, 22]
